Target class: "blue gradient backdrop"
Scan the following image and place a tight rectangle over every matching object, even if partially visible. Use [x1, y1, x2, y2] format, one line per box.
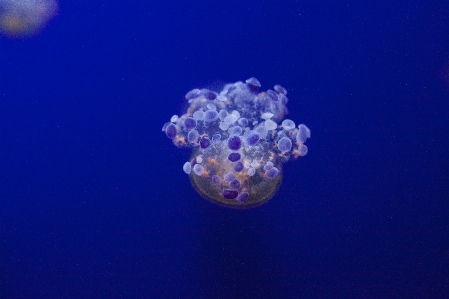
[1, 1, 448, 298]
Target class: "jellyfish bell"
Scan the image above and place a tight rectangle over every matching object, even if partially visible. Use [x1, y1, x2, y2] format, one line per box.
[163, 77, 311, 208]
[0, 0, 58, 38]
[189, 150, 283, 209]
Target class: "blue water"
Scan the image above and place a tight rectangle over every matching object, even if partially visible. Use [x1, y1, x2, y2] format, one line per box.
[1, 1, 448, 298]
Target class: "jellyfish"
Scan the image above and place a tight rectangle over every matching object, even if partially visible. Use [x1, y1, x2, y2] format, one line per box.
[0, 0, 58, 38]
[162, 77, 311, 208]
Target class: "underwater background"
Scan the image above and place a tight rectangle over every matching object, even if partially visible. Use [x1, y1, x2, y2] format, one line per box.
[1, 0, 448, 298]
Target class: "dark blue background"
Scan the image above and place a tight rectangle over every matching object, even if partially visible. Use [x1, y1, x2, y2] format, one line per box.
[1, 1, 448, 298]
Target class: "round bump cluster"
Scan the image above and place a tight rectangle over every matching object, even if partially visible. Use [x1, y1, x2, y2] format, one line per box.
[163, 78, 311, 203]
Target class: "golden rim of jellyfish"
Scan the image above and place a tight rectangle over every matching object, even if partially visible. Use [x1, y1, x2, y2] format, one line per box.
[189, 165, 282, 209]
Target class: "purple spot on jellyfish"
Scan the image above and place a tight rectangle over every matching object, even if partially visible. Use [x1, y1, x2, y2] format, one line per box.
[203, 89, 217, 100]
[185, 89, 201, 100]
[267, 89, 279, 101]
[228, 152, 241, 162]
[277, 137, 292, 152]
[236, 192, 249, 203]
[204, 110, 219, 122]
[245, 77, 261, 91]
[211, 175, 222, 185]
[165, 123, 177, 139]
[200, 137, 211, 149]
[265, 167, 279, 179]
[227, 135, 242, 151]
[184, 117, 197, 130]
[245, 131, 260, 146]
[234, 161, 244, 172]
[223, 189, 239, 199]
[229, 180, 241, 190]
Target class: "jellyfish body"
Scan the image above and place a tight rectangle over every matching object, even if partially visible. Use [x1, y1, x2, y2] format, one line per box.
[0, 0, 58, 38]
[163, 78, 311, 208]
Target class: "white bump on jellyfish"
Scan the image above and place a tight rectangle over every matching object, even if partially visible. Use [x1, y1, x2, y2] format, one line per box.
[229, 179, 241, 190]
[206, 103, 216, 111]
[267, 89, 279, 101]
[184, 117, 197, 130]
[264, 119, 277, 130]
[297, 124, 311, 143]
[193, 110, 204, 121]
[187, 130, 199, 143]
[261, 112, 274, 120]
[245, 77, 261, 89]
[255, 126, 268, 139]
[281, 119, 295, 131]
[231, 110, 241, 119]
[218, 109, 228, 120]
[251, 160, 260, 168]
[211, 134, 221, 144]
[238, 117, 248, 127]
[278, 94, 289, 104]
[222, 83, 235, 94]
[183, 162, 192, 174]
[193, 164, 204, 176]
[274, 84, 287, 95]
[165, 123, 177, 139]
[248, 168, 256, 176]
[170, 115, 179, 123]
[298, 144, 308, 156]
[217, 95, 227, 102]
[244, 130, 260, 146]
[224, 113, 238, 125]
[265, 167, 279, 179]
[228, 126, 242, 136]
[196, 155, 203, 163]
[277, 137, 293, 152]
[212, 175, 222, 185]
[264, 161, 274, 171]
[219, 122, 229, 131]
[204, 110, 219, 122]
[224, 172, 236, 182]
[185, 89, 201, 100]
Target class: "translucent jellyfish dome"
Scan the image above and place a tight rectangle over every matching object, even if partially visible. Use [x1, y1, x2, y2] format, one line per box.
[163, 77, 311, 208]
[0, 0, 58, 38]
